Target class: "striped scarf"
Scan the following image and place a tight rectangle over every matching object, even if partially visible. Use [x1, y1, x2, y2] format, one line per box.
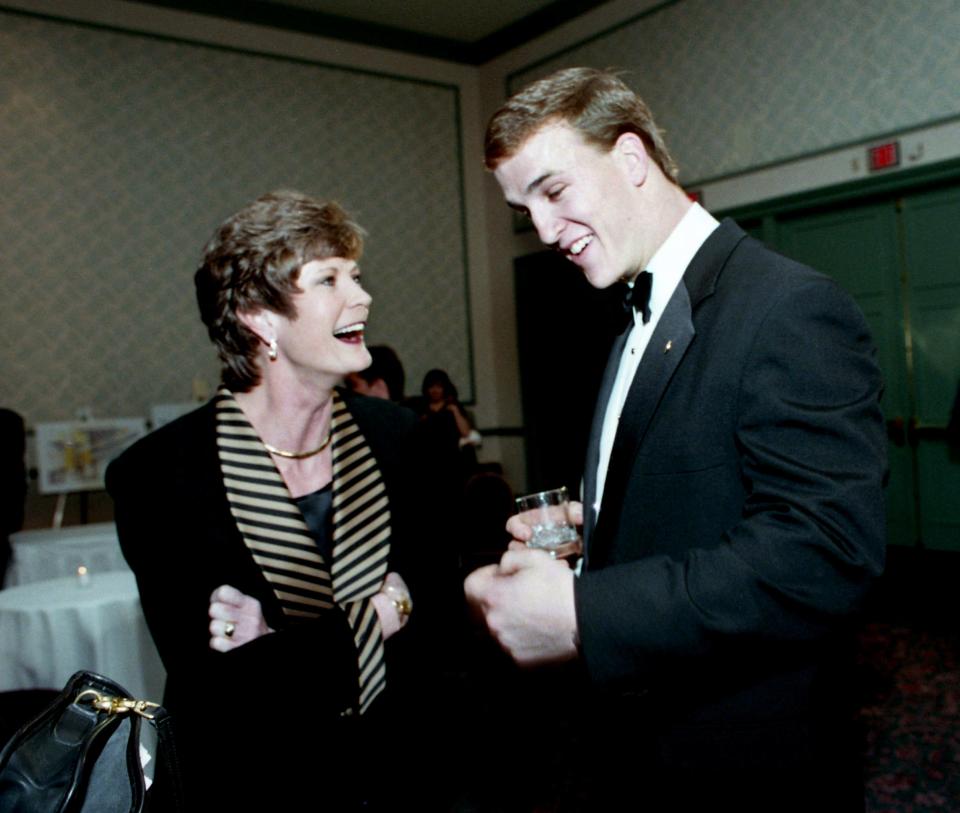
[215, 388, 390, 712]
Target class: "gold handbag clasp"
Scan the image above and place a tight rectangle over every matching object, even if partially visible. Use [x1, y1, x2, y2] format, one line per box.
[75, 689, 161, 720]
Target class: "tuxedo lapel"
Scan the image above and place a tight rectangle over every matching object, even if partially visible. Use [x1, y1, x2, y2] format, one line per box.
[583, 326, 631, 549]
[589, 282, 696, 564]
[612, 283, 695, 471]
[586, 220, 747, 565]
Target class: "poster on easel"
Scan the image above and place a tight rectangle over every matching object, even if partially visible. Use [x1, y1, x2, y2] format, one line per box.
[34, 419, 148, 494]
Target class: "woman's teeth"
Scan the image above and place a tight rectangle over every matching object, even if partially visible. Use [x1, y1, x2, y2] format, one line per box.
[334, 323, 364, 341]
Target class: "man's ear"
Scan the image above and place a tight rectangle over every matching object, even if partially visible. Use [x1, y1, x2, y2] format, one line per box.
[614, 131, 649, 187]
[237, 308, 275, 347]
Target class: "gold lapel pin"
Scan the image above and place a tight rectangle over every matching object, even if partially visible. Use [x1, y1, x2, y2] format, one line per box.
[664, 340, 673, 353]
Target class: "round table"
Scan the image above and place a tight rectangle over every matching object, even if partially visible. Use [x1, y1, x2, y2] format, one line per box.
[6, 522, 129, 587]
[0, 570, 165, 702]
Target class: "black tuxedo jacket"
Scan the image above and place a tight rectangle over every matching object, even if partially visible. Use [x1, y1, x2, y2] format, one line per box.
[573, 220, 886, 805]
[106, 391, 442, 809]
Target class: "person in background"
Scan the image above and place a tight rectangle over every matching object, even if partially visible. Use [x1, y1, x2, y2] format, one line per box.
[466, 67, 887, 811]
[107, 190, 443, 810]
[414, 368, 481, 486]
[345, 344, 406, 402]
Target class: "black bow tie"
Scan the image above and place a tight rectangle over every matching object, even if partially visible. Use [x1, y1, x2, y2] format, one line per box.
[623, 270, 652, 326]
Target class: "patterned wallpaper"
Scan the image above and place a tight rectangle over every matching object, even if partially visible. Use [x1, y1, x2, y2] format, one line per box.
[0, 10, 470, 425]
[510, 0, 960, 186]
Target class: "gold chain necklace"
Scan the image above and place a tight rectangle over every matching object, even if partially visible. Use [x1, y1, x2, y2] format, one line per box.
[263, 428, 332, 459]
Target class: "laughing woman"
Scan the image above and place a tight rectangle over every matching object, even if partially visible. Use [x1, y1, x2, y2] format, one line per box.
[107, 191, 433, 810]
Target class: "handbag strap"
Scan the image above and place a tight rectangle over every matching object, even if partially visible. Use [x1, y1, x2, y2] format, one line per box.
[146, 704, 184, 811]
[73, 675, 185, 812]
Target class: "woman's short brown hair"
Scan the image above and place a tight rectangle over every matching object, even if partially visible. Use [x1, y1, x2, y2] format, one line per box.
[195, 190, 364, 392]
[484, 67, 679, 182]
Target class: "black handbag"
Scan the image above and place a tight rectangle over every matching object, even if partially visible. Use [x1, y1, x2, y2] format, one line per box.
[0, 670, 182, 812]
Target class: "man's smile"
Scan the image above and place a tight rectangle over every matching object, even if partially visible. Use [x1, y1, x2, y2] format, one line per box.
[568, 234, 594, 256]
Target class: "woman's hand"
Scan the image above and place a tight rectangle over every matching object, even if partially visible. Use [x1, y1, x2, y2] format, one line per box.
[208, 584, 274, 652]
[371, 572, 412, 641]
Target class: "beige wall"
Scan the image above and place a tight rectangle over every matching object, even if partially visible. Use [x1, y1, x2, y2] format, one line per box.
[475, 0, 960, 492]
[1, 0, 530, 504]
[5, 0, 960, 522]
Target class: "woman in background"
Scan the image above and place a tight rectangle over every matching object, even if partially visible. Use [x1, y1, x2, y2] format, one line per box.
[419, 369, 473, 439]
[107, 190, 435, 810]
[415, 368, 481, 489]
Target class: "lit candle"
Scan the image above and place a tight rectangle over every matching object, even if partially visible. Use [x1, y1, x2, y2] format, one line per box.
[77, 565, 91, 587]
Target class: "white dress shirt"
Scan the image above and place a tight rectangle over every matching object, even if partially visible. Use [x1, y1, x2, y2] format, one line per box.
[592, 203, 720, 519]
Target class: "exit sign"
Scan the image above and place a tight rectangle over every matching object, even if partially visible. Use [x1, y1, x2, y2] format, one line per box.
[868, 141, 900, 171]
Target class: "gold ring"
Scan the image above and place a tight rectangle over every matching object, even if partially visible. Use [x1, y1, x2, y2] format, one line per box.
[224, 622, 236, 638]
[390, 596, 412, 617]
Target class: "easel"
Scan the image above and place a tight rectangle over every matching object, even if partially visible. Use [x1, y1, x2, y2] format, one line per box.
[51, 491, 90, 529]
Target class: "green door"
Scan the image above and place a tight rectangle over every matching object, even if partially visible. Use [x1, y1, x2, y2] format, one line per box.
[899, 186, 960, 550]
[771, 188, 960, 550]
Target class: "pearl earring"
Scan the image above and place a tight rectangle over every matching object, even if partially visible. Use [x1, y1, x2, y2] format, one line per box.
[268, 339, 278, 361]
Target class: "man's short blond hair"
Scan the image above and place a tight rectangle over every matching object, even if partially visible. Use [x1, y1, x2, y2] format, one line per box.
[484, 67, 679, 182]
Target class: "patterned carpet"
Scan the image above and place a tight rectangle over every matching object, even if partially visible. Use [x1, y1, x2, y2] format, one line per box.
[860, 622, 960, 812]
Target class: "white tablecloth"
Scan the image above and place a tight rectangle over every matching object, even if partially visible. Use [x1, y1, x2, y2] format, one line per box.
[0, 571, 165, 701]
[6, 522, 129, 587]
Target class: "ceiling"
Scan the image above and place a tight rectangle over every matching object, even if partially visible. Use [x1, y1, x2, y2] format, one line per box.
[261, 0, 561, 41]
[137, 0, 611, 63]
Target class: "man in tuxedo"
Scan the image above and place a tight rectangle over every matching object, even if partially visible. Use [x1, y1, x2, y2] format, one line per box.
[345, 344, 406, 403]
[465, 67, 886, 810]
